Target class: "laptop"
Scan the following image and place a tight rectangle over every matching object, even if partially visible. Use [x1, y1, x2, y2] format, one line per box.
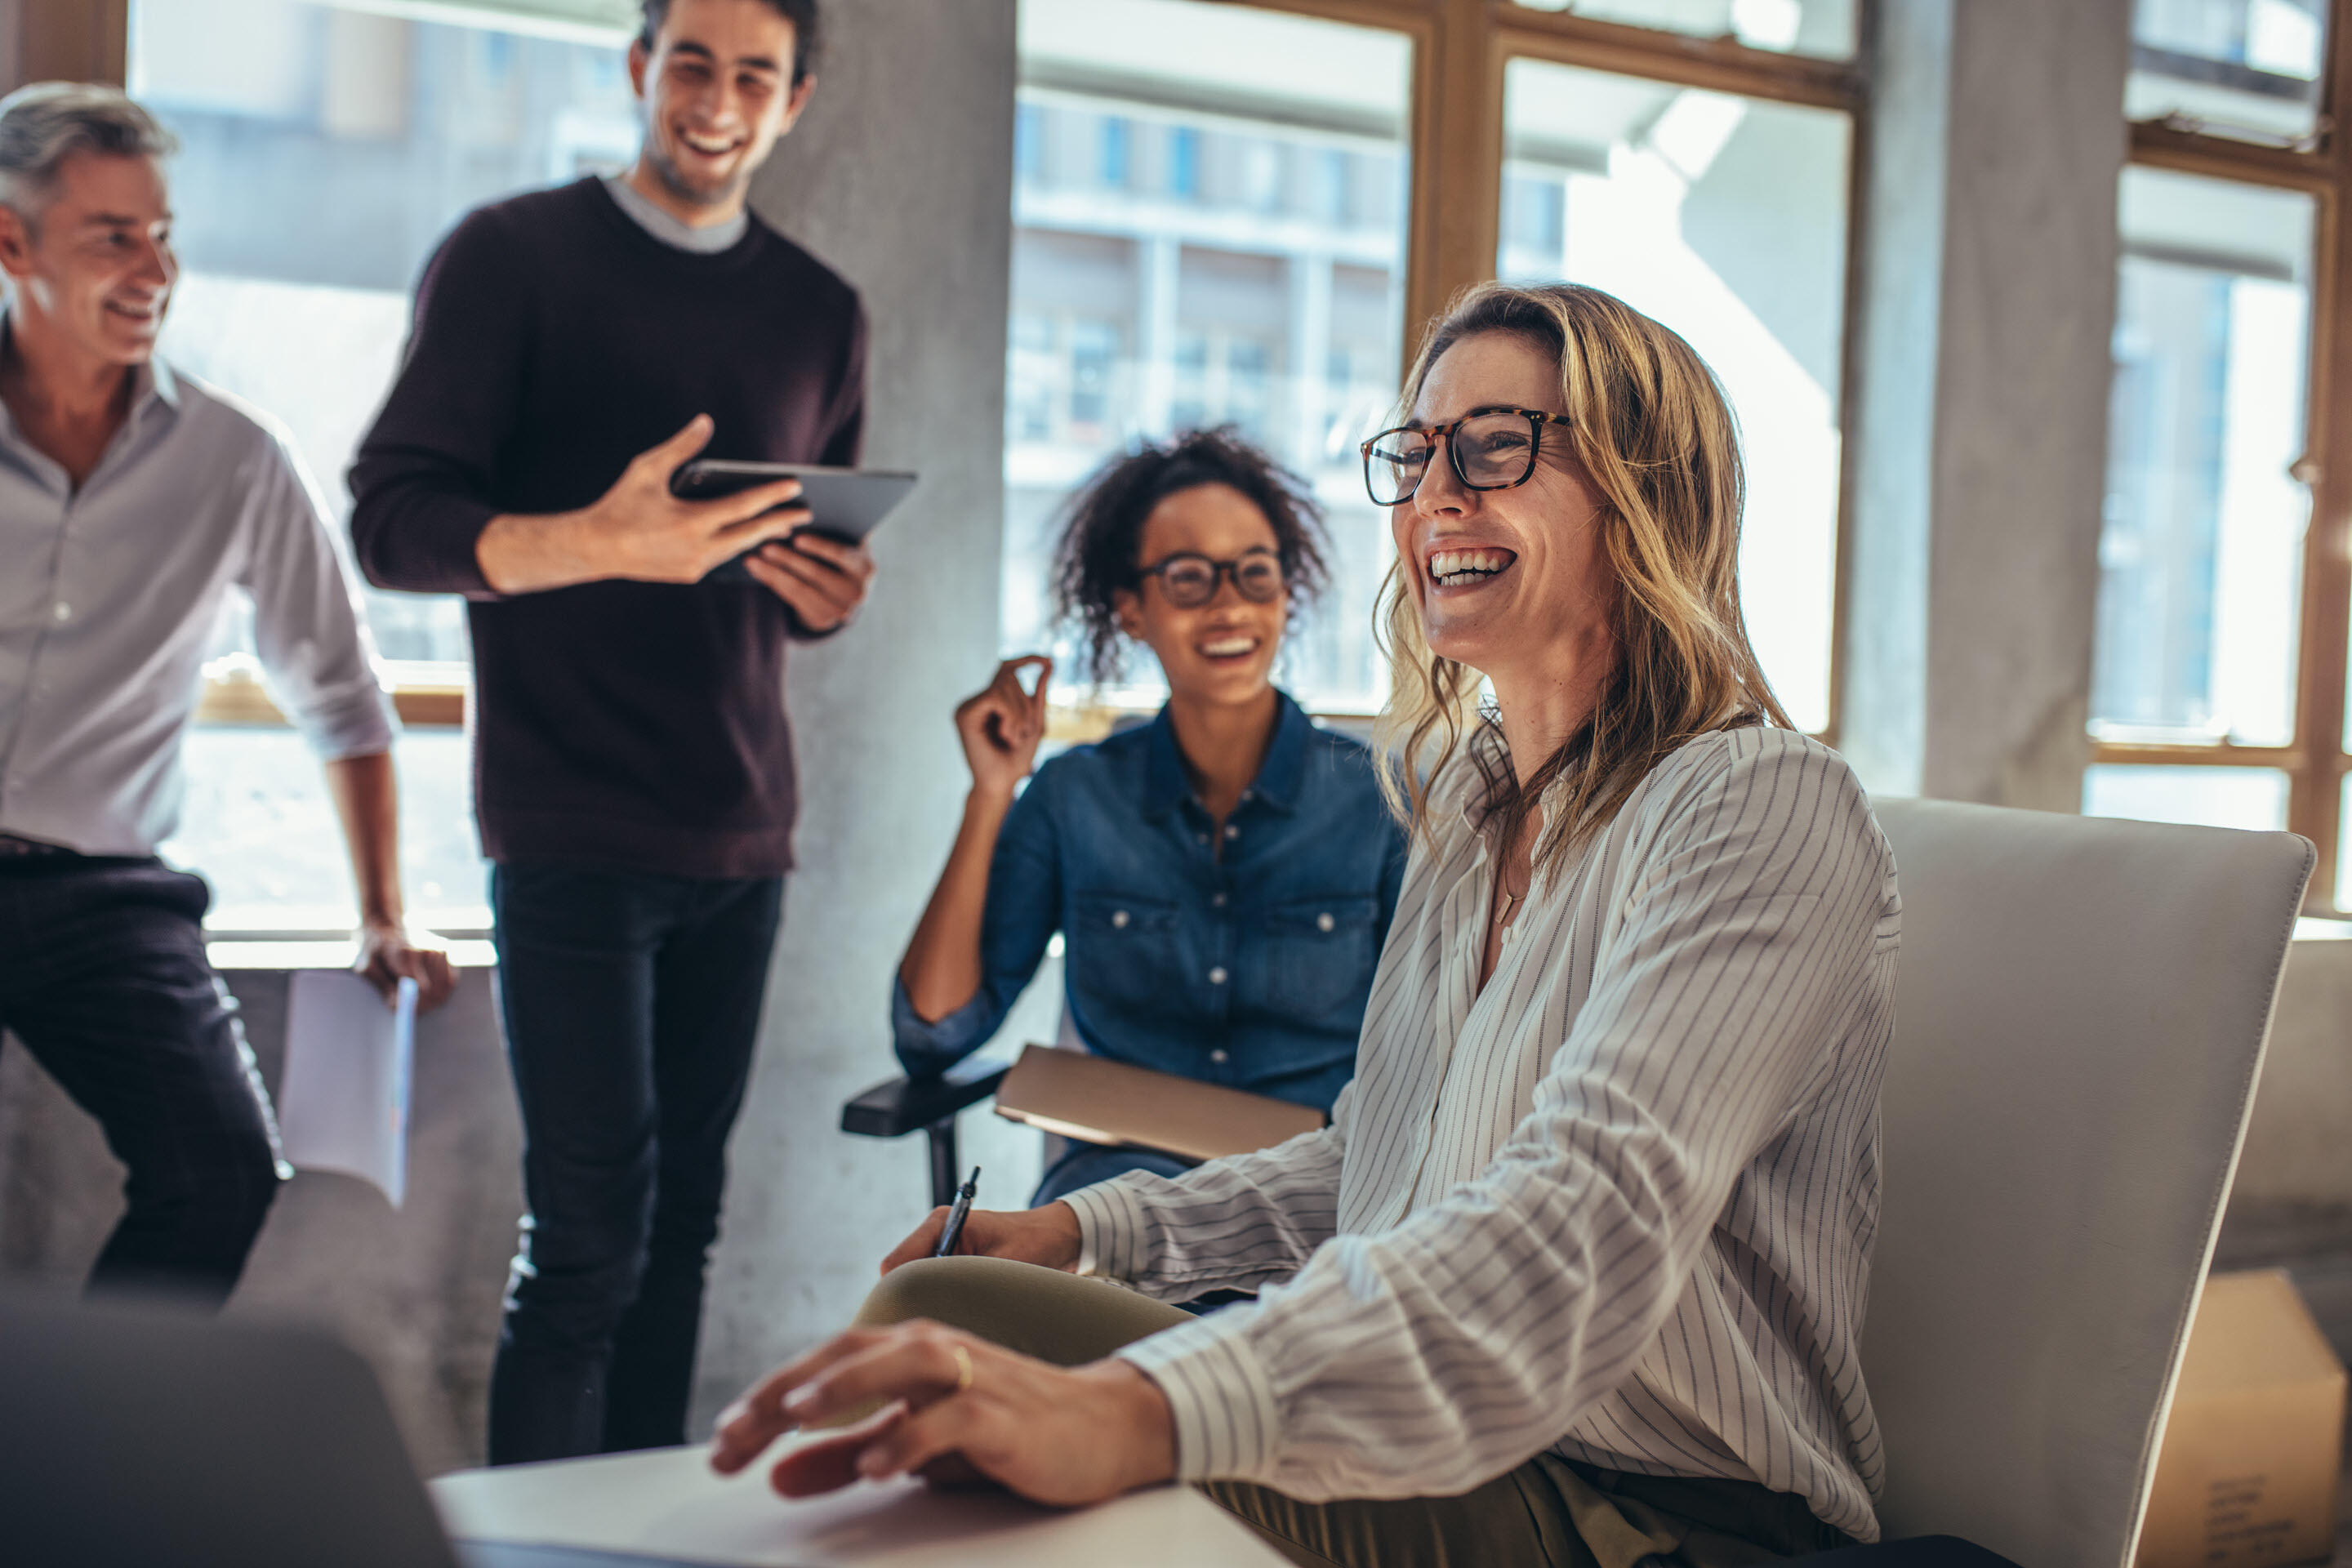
[991, 1043, 1325, 1163]
[0, 1289, 724, 1568]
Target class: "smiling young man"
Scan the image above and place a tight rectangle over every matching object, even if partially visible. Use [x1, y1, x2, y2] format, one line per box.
[0, 84, 452, 1308]
[350, 0, 871, 1464]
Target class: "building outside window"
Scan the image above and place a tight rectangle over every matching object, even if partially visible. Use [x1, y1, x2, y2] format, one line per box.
[1494, 58, 1851, 734]
[1002, 0, 1413, 714]
[128, 0, 639, 930]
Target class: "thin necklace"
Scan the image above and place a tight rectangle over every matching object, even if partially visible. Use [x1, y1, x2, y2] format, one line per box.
[1496, 879, 1523, 928]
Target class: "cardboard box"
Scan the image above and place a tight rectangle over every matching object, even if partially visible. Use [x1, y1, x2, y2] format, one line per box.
[2135, 1269, 2347, 1568]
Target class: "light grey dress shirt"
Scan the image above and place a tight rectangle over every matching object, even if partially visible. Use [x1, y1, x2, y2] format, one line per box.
[0, 350, 396, 856]
[1064, 726, 1901, 1539]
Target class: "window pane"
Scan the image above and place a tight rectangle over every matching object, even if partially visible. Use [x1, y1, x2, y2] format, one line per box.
[2129, 0, 2328, 147]
[2094, 167, 2313, 747]
[131, 0, 639, 921]
[1498, 58, 1850, 733]
[1508, 0, 1857, 60]
[1009, 0, 1412, 711]
[160, 728, 487, 931]
[2082, 764, 2289, 831]
[134, 0, 639, 667]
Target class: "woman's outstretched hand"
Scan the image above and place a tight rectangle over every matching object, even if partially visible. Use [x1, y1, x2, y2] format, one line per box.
[954, 655, 1052, 800]
[709, 1320, 1176, 1508]
[881, 1201, 1083, 1275]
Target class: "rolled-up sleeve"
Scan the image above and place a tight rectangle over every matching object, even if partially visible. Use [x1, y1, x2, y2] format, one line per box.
[240, 430, 397, 762]
[1062, 1105, 1348, 1294]
[1108, 746, 1891, 1500]
[892, 767, 1063, 1076]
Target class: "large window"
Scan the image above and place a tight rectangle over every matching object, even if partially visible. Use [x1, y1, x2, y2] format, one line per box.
[85, 0, 1868, 920]
[128, 0, 640, 929]
[1497, 57, 1849, 732]
[1004, 0, 1413, 714]
[2091, 0, 2352, 911]
[1009, 0, 1861, 732]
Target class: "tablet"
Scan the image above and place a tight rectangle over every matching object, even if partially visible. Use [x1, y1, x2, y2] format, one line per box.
[670, 460, 917, 585]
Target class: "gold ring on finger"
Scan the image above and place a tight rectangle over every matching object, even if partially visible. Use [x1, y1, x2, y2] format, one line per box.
[951, 1343, 973, 1396]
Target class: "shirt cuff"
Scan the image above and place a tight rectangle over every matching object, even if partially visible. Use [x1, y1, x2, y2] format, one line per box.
[889, 976, 991, 1074]
[291, 679, 399, 763]
[1062, 1174, 1152, 1281]
[1117, 1313, 1282, 1481]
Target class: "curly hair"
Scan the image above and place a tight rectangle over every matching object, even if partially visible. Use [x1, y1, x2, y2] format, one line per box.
[1050, 427, 1331, 687]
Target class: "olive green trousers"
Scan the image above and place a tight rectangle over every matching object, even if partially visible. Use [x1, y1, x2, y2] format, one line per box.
[856, 1257, 1853, 1568]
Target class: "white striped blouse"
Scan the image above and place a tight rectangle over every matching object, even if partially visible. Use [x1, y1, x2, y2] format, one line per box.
[1060, 725, 1901, 1540]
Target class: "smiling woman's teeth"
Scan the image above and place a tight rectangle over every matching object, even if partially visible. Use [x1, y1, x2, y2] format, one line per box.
[1429, 548, 1512, 587]
[1200, 637, 1258, 657]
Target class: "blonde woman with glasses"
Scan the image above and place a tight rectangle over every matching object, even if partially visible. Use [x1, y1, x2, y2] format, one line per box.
[715, 283, 1901, 1568]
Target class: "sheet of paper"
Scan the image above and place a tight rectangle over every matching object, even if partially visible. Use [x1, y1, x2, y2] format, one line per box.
[433, 1444, 1290, 1566]
[276, 970, 416, 1206]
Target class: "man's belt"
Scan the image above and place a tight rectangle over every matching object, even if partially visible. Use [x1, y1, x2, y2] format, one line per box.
[0, 833, 78, 860]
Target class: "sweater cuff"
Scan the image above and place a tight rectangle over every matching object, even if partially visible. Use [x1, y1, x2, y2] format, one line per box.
[1118, 1313, 1281, 1481]
[1062, 1175, 1152, 1281]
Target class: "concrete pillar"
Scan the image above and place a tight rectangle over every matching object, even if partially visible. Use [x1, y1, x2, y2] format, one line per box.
[1840, 0, 2132, 812]
[695, 0, 1033, 1428]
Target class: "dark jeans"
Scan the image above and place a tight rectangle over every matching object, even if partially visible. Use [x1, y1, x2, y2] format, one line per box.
[486, 862, 785, 1465]
[0, 856, 284, 1306]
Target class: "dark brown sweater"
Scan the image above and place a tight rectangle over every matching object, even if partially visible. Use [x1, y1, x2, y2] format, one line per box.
[350, 178, 866, 878]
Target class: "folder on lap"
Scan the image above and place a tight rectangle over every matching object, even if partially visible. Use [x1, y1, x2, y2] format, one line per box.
[991, 1043, 1325, 1164]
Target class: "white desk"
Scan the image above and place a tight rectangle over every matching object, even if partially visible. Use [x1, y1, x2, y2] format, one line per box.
[432, 1444, 1291, 1567]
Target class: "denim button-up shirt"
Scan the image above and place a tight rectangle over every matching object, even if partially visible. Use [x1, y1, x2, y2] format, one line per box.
[892, 692, 1409, 1112]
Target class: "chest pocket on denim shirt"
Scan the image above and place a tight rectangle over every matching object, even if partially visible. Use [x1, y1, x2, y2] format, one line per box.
[1255, 894, 1380, 1022]
[1067, 893, 1182, 1017]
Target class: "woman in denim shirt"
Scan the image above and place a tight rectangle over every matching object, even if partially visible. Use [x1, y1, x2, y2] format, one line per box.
[893, 430, 1408, 1205]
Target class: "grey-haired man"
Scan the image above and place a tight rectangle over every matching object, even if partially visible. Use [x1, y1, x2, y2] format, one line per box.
[0, 82, 452, 1305]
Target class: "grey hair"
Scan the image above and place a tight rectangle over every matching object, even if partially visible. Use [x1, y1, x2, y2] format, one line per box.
[0, 82, 176, 225]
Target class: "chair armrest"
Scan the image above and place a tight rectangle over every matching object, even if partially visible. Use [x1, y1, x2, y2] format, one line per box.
[1784, 1538, 2023, 1568]
[840, 1054, 1013, 1138]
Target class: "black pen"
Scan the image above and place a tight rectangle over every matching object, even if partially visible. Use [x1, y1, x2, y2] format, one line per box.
[934, 1165, 981, 1257]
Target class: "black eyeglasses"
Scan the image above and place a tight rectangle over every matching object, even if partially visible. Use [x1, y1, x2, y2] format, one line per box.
[1361, 408, 1567, 507]
[1135, 550, 1287, 608]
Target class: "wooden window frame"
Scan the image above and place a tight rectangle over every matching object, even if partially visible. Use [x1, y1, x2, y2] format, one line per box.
[2108, 2, 2352, 912]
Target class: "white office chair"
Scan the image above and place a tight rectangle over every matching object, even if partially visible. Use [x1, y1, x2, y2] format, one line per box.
[1818, 800, 2314, 1568]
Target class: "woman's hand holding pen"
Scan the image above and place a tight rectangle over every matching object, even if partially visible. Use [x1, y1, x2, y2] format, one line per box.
[880, 1200, 1082, 1276]
[954, 655, 1052, 801]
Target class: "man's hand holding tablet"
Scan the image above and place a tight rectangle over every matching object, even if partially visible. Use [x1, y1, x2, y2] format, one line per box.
[470, 416, 909, 634]
[669, 455, 915, 633]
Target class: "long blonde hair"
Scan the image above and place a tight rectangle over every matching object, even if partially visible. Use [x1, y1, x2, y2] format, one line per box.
[1374, 282, 1791, 876]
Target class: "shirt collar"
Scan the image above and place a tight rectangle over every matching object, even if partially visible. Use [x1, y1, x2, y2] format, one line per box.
[0, 313, 180, 470]
[602, 175, 750, 254]
[142, 354, 180, 410]
[1138, 689, 1313, 819]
